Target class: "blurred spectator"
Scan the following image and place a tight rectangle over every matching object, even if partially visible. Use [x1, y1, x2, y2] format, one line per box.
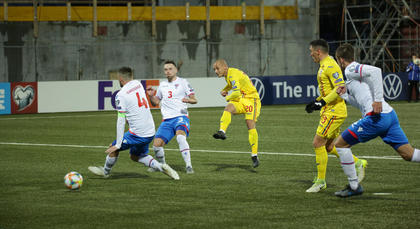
[406, 54, 420, 102]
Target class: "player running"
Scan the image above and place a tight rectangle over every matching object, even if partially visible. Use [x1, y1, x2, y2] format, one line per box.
[305, 39, 366, 193]
[333, 43, 420, 197]
[212, 59, 261, 168]
[88, 67, 179, 180]
[146, 60, 197, 174]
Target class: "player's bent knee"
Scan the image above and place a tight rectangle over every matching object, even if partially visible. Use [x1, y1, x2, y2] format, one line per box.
[153, 138, 165, 147]
[224, 103, 236, 113]
[399, 152, 412, 161]
[396, 144, 414, 161]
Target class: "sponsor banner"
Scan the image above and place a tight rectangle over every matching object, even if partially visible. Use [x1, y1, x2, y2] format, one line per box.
[11, 82, 38, 114]
[98, 80, 161, 110]
[0, 83, 11, 115]
[382, 72, 407, 101]
[251, 72, 408, 105]
[251, 75, 320, 105]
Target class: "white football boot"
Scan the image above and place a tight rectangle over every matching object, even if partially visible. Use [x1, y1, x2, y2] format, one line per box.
[88, 166, 110, 178]
[162, 164, 180, 180]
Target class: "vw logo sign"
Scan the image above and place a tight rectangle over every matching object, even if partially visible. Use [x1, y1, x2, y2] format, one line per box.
[383, 74, 402, 100]
[251, 77, 265, 100]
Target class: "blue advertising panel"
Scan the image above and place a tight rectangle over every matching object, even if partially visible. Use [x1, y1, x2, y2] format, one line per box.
[0, 82, 11, 115]
[251, 75, 319, 105]
[251, 72, 408, 105]
[382, 72, 408, 101]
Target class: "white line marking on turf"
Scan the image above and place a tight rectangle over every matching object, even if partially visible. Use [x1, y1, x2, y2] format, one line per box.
[0, 142, 403, 160]
[372, 193, 392, 195]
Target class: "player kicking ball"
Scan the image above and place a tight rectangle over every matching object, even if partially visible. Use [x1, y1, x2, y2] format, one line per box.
[333, 43, 420, 197]
[88, 67, 179, 180]
[146, 60, 197, 174]
[212, 59, 261, 168]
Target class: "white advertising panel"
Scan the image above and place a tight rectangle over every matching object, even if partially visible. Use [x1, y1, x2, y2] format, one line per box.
[37, 78, 227, 113]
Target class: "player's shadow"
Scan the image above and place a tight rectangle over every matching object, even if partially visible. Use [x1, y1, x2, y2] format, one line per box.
[90, 172, 150, 179]
[205, 163, 257, 173]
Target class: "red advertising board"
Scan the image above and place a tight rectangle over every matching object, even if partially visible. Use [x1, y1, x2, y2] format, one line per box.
[143, 80, 160, 109]
[11, 82, 38, 114]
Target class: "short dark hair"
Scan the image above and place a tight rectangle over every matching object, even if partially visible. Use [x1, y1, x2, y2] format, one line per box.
[164, 60, 177, 69]
[118, 67, 133, 80]
[310, 39, 329, 53]
[335, 43, 355, 62]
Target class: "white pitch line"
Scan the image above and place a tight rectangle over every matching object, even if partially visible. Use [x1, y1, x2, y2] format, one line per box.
[0, 142, 403, 160]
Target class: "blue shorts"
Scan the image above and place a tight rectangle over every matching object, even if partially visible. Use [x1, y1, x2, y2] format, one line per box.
[112, 131, 154, 156]
[341, 110, 409, 150]
[155, 116, 190, 144]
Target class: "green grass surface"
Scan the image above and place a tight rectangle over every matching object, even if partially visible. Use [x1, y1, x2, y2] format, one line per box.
[1, 102, 420, 228]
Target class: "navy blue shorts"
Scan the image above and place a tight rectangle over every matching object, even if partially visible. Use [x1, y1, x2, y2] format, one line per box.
[112, 131, 154, 156]
[155, 116, 190, 144]
[341, 110, 409, 150]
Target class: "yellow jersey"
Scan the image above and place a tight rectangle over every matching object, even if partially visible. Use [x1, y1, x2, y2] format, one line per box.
[316, 56, 347, 117]
[222, 68, 260, 101]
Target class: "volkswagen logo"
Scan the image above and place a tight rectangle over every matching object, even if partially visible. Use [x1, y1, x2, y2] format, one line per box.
[383, 74, 402, 100]
[251, 77, 265, 100]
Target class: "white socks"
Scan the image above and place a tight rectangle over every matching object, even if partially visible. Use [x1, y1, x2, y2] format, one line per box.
[411, 148, 420, 162]
[138, 155, 162, 172]
[336, 147, 358, 190]
[104, 155, 118, 175]
[176, 135, 192, 168]
[153, 146, 166, 164]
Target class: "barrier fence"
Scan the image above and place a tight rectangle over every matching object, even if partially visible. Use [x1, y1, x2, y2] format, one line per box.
[0, 72, 410, 115]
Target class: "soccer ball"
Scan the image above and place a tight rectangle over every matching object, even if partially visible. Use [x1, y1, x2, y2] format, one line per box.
[414, 58, 420, 65]
[64, 172, 83, 190]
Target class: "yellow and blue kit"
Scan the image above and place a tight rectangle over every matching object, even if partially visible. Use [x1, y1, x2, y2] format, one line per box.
[316, 56, 347, 119]
[223, 68, 260, 102]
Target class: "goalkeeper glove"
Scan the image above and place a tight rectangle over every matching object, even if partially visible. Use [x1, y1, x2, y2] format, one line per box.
[305, 99, 326, 113]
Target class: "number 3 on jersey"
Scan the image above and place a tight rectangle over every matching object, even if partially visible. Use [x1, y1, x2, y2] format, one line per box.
[136, 92, 149, 109]
[168, 91, 173, 98]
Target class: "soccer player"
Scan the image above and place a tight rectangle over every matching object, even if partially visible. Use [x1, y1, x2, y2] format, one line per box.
[305, 39, 366, 193]
[88, 67, 179, 180]
[212, 59, 261, 168]
[333, 43, 420, 197]
[146, 60, 197, 174]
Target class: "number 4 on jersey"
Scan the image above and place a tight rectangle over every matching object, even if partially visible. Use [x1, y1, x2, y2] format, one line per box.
[136, 92, 149, 109]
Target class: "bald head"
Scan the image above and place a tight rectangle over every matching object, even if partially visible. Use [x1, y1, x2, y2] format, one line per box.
[213, 59, 229, 77]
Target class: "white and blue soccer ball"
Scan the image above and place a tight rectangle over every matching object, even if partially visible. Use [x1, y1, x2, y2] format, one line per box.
[64, 172, 83, 190]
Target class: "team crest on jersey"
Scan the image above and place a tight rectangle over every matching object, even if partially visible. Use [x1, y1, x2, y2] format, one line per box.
[355, 65, 360, 73]
[332, 72, 339, 79]
[175, 84, 179, 89]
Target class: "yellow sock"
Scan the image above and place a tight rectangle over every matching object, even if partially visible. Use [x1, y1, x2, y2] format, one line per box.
[315, 147, 328, 180]
[248, 128, 258, 156]
[219, 111, 231, 132]
[328, 146, 340, 158]
[353, 154, 359, 163]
